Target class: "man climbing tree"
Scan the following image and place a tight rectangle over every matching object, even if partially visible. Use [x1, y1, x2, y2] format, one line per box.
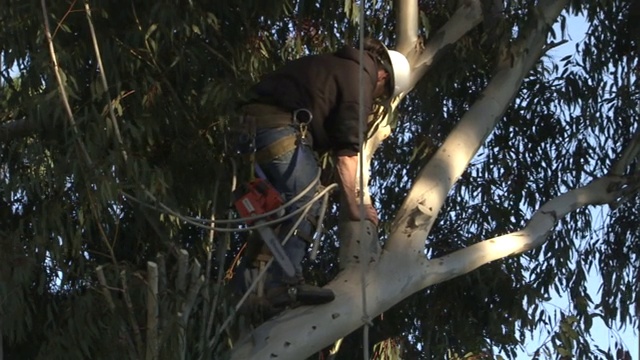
[233, 37, 410, 314]
[1, 1, 639, 359]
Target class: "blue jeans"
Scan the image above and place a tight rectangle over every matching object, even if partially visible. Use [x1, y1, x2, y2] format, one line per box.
[254, 126, 321, 287]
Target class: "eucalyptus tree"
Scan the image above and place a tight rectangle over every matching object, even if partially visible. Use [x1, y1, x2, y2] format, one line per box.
[0, 0, 638, 359]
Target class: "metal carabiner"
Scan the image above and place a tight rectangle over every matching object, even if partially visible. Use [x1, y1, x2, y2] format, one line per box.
[293, 108, 313, 125]
[293, 108, 313, 142]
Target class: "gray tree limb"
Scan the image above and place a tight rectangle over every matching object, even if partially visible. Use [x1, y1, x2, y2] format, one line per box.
[229, 171, 633, 360]
[409, 0, 483, 87]
[396, 0, 419, 54]
[388, 0, 570, 253]
[415, 174, 636, 290]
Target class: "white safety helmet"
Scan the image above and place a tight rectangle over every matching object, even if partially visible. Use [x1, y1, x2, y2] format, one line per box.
[384, 49, 411, 98]
[375, 40, 411, 98]
[363, 38, 411, 99]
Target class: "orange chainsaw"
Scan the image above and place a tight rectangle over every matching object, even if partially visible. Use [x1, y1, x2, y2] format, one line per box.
[234, 178, 295, 277]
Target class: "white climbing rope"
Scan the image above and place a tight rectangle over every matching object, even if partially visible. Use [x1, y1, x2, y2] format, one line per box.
[357, 1, 372, 358]
[121, 169, 337, 233]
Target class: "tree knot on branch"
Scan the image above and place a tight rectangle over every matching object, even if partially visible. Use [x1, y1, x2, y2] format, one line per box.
[406, 201, 433, 230]
[540, 209, 558, 222]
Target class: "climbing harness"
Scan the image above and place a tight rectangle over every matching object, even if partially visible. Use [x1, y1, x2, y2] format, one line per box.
[232, 106, 318, 278]
[247, 107, 313, 166]
[292, 108, 313, 145]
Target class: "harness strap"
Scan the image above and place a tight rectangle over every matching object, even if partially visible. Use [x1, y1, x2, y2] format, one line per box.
[254, 134, 298, 165]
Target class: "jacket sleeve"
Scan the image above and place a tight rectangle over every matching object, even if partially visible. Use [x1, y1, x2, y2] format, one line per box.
[326, 68, 375, 156]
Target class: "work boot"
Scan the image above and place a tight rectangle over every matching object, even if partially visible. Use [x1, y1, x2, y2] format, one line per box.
[265, 286, 297, 309]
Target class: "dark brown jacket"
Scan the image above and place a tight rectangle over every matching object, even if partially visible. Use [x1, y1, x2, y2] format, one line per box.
[248, 46, 379, 156]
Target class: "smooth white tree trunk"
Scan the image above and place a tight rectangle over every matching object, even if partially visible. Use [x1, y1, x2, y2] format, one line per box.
[227, 0, 640, 358]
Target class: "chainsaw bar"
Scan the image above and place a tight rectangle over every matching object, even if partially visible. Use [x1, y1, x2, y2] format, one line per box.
[255, 220, 296, 277]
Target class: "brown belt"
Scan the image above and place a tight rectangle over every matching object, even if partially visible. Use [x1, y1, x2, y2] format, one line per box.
[237, 104, 307, 164]
[241, 103, 293, 128]
[254, 134, 298, 165]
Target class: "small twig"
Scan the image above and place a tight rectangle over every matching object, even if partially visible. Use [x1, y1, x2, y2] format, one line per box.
[51, 0, 80, 39]
[543, 39, 569, 53]
[83, 0, 128, 163]
[146, 261, 159, 360]
[189, 259, 202, 292]
[175, 249, 190, 360]
[40, 0, 92, 166]
[205, 230, 229, 344]
[0, 70, 19, 93]
[123, 327, 139, 360]
[85, 185, 144, 360]
[96, 265, 116, 310]
[120, 269, 144, 359]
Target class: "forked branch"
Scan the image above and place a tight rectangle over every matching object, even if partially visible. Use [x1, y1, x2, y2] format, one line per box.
[418, 173, 637, 287]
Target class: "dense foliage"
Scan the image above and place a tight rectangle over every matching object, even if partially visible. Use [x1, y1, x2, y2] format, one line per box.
[1, 0, 638, 359]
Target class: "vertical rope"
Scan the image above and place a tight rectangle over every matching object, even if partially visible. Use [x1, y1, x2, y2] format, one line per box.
[357, 1, 371, 359]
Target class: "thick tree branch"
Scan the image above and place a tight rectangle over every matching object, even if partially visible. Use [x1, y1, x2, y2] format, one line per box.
[357, 0, 485, 204]
[395, 0, 419, 54]
[387, 0, 570, 253]
[232, 0, 568, 359]
[409, 0, 483, 87]
[230, 170, 637, 360]
[416, 175, 634, 287]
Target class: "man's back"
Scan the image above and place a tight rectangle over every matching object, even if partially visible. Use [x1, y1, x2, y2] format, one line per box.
[249, 47, 378, 154]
